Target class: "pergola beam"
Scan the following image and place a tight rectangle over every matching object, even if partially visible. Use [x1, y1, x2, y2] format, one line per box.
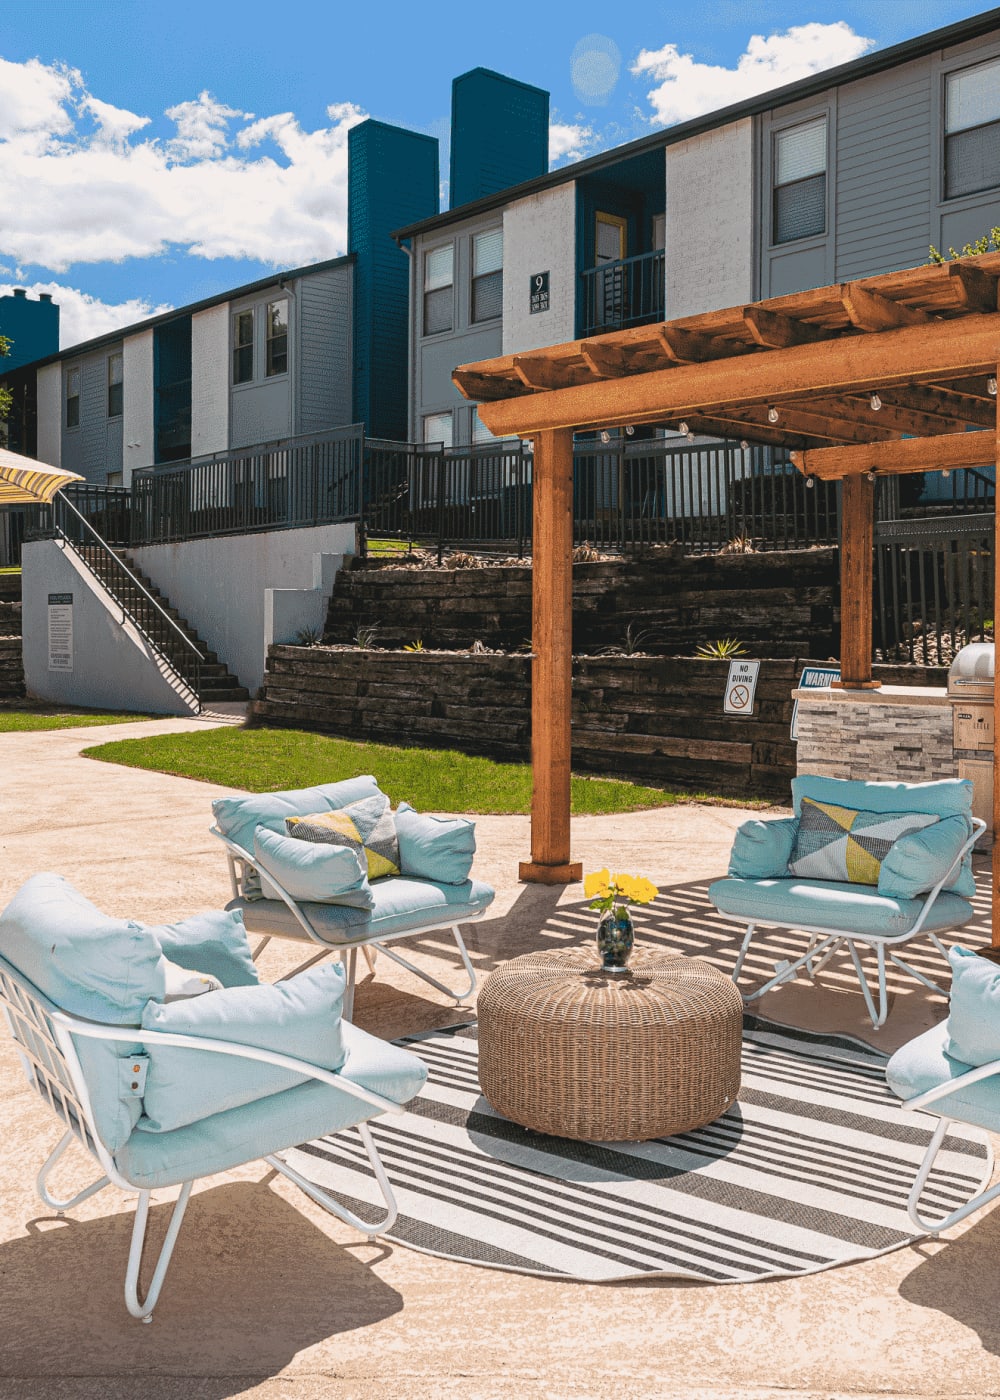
[840, 282, 932, 331]
[743, 305, 827, 348]
[476, 314, 1000, 438]
[792, 431, 995, 480]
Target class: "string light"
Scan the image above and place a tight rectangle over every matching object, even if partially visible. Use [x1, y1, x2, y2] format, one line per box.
[941, 469, 951, 479]
[989, 377, 998, 397]
[678, 421, 689, 436]
[865, 470, 876, 482]
[624, 424, 635, 436]
[767, 406, 780, 424]
[805, 475, 816, 489]
[739, 439, 750, 451]
[600, 430, 611, 445]
[870, 392, 882, 411]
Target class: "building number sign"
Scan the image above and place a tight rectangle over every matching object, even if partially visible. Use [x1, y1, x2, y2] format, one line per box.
[529, 271, 550, 314]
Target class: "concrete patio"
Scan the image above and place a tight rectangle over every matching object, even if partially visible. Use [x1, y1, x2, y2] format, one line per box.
[1, 712, 999, 1399]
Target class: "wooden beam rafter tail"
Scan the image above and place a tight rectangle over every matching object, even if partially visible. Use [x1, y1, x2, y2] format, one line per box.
[657, 325, 745, 365]
[742, 305, 828, 348]
[579, 342, 631, 379]
[841, 282, 932, 332]
[947, 261, 1000, 313]
[452, 369, 528, 403]
[512, 355, 586, 392]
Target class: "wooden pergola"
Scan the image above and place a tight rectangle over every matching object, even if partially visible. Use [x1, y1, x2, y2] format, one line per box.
[456, 252, 1000, 941]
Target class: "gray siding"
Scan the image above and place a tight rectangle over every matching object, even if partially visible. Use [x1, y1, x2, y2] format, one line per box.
[760, 32, 1000, 298]
[61, 346, 123, 484]
[229, 289, 292, 449]
[409, 209, 504, 445]
[297, 263, 353, 435]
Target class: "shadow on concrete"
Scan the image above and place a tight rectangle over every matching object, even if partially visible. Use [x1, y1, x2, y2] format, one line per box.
[1, 1177, 402, 1386]
[898, 1207, 1000, 1357]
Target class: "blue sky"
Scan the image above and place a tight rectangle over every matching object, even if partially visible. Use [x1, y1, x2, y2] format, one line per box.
[0, 0, 993, 345]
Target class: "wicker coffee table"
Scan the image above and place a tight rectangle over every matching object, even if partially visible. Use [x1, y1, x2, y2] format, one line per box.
[477, 945, 743, 1142]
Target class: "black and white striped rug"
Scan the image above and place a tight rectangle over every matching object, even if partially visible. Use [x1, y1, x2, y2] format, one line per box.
[286, 1018, 993, 1283]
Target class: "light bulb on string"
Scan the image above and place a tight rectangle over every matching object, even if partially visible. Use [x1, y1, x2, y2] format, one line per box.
[767, 406, 780, 424]
[989, 377, 998, 397]
[870, 393, 882, 411]
[600, 430, 610, 445]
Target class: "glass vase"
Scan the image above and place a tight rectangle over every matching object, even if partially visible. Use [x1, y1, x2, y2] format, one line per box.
[597, 906, 634, 974]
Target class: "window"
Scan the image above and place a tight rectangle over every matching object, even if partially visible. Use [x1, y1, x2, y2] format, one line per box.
[773, 117, 827, 244]
[595, 212, 626, 264]
[945, 58, 1000, 199]
[65, 366, 80, 429]
[232, 310, 253, 384]
[472, 407, 496, 445]
[266, 299, 288, 377]
[423, 410, 453, 448]
[472, 229, 503, 322]
[423, 245, 453, 335]
[107, 351, 123, 418]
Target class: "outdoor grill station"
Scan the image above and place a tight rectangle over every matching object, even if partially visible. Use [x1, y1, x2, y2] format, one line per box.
[950, 641, 995, 841]
[457, 252, 1000, 944]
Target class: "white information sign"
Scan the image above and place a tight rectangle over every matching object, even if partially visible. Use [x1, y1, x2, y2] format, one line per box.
[790, 664, 841, 740]
[724, 659, 761, 715]
[47, 592, 73, 672]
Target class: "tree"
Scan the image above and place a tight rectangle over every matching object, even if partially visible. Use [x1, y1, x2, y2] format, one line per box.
[0, 332, 11, 423]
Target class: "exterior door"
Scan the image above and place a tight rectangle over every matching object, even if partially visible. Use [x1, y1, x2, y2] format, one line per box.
[595, 213, 628, 328]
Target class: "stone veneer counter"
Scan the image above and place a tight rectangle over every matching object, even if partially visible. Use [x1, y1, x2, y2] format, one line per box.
[793, 685, 955, 784]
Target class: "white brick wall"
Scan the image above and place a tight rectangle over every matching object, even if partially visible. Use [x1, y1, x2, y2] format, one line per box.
[190, 302, 229, 458]
[122, 328, 154, 484]
[665, 118, 754, 318]
[503, 182, 576, 355]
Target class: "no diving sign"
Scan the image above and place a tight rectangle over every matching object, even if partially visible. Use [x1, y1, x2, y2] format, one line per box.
[724, 659, 760, 715]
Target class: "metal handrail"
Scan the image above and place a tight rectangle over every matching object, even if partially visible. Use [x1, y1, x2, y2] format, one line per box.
[54, 492, 205, 710]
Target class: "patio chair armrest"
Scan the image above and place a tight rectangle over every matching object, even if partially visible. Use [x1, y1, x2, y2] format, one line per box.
[54, 1013, 405, 1116]
[903, 1051, 1000, 1113]
[209, 825, 331, 946]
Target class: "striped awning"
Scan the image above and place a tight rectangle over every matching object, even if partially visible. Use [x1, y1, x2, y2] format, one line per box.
[0, 449, 83, 505]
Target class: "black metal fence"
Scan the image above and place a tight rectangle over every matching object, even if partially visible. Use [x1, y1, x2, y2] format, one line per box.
[874, 513, 994, 667]
[580, 250, 666, 337]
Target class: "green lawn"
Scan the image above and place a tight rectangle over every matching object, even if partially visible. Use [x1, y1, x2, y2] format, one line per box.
[0, 710, 154, 732]
[83, 726, 766, 815]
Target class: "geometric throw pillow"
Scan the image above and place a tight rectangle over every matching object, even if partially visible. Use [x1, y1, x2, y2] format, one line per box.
[286, 792, 401, 880]
[788, 797, 938, 885]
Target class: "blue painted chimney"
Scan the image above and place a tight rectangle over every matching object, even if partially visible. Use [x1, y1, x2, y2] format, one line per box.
[0, 288, 59, 371]
[450, 68, 549, 209]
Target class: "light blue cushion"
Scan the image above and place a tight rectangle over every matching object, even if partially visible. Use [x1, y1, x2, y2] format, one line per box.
[944, 946, 1000, 1065]
[708, 875, 974, 938]
[394, 802, 476, 885]
[114, 1021, 428, 1189]
[0, 874, 168, 1153]
[212, 775, 383, 856]
[253, 825, 373, 909]
[145, 908, 259, 988]
[231, 875, 496, 946]
[878, 814, 976, 900]
[728, 817, 798, 879]
[792, 776, 973, 822]
[887, 1020, 1000, 1136]
[139, 963, 348, 1133]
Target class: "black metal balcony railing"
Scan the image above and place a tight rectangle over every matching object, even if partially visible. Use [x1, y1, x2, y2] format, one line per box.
[580, 249, 665, 337]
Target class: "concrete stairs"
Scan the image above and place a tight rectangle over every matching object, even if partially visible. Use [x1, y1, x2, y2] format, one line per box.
[76, 546, 249, 704]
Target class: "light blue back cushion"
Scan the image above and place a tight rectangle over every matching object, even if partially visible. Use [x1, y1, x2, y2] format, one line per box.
[878, 814, 975, 899]
[0, 873, 169, 1152]
[145, 909, 259, 988]
[728, 817, 798, 879]
[212, 775, 382, 855]
[394, 802, 476, 885]
[253, 825, 373, 908]
[945, 946, 1000, 1065]
[139, 962, 348, 1133]
[792, 776, 975, 895]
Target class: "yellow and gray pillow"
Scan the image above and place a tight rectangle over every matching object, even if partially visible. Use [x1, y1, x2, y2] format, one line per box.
[286, 793, 401, 880]
[788, 798, 938, 886]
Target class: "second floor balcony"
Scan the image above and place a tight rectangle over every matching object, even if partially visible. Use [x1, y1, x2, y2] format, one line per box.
[580, 249, 665, 338]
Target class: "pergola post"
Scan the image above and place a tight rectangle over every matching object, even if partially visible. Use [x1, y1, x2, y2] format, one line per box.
[994, 365, 1000, 947]
[835, 473, 879, 689]
[519, 427, 582, 885]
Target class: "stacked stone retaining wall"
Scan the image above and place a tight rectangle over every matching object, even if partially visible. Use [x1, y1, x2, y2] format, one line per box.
[0, 594, 24, 697]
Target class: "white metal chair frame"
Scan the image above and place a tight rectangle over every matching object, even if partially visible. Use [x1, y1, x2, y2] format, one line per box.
[726, 819, 986, 1029]
[0, 955, 405, 1323]
[901, 1061, 1000, 1234]
[212, 826, 478, 1018]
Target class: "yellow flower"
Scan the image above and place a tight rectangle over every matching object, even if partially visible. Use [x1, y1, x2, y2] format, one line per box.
[584, 868, 611, 899]
[632, 877, 658, 904]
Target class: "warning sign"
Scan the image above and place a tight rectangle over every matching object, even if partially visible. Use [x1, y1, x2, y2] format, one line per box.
[724, 659, 760, 715]
[790, 664, 840, 740]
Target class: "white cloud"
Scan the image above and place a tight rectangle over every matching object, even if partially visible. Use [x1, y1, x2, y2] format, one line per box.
[0, 59, 368, 274]
[633, 21, 875, 126]
[549, 120, 595, 166]
[0, 281, 172, 349]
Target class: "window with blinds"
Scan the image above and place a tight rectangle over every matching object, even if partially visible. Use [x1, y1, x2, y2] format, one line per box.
[945, 58, 1000, 200]
[65, 366, 80, 429]
[773, 117, 827, 245]
[472, 229, 503, 323]
[107, 352, 123, 418]
[423, 410, 453, 448]
[424, 245, 454, 336]
[232, 310, 253, 384]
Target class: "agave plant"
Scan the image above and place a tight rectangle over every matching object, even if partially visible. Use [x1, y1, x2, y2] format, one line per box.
[294, 625, 323, 648]
[695, 637, 747, 659]
[354, 622, 381, 650]
[403, 639, 425, 652]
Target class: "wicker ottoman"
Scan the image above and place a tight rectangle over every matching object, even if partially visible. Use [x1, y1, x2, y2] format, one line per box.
[477, 945, 743, 1142]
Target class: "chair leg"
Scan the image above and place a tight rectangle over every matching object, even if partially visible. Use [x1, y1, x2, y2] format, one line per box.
[846, 940, 887, 1028]
[739, 933, 841, 1004]
[342, 947, 359, 1021]
[266, 1121, 398, 1240]
[906, 1116, 1000, 1234]
[36, 1130, 110, 1214]
[124, 1181, 194, 1323]
[251, 935, 272, 959]
[731, 924, 756, 981]
[373, 925, 476, 1003]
